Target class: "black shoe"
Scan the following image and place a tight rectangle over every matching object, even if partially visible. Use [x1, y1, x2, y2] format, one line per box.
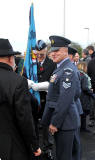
[43, 149, 54, 160]
[88, 120, 95, 127]
[92, 130, 95, 135]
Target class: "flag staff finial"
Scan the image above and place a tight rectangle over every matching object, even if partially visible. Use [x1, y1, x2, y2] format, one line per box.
[31, 0, 34, 5]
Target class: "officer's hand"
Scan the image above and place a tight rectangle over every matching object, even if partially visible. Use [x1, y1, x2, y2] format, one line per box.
[49, 124, 58, 135]
[34, 148, 42, 156]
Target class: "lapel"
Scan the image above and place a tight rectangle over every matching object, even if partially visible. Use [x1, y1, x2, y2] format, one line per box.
[43, 56, 50, 68]
[38, 56, 50, 73]
[53, 58, 70, 74]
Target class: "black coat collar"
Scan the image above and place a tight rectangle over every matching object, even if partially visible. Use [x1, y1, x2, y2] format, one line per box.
[91, 51, 95, 59]
[0, 62, 13, 71]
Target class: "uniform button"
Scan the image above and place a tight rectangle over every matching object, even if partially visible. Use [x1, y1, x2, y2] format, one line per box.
[40, 75, 42, 78]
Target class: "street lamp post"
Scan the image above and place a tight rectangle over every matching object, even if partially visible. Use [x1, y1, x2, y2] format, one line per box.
[64, 0, 66, 37]
[84, 27, 89, 45]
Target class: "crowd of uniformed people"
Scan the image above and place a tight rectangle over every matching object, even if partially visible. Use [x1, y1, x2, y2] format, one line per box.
[0, 36, 95, 160]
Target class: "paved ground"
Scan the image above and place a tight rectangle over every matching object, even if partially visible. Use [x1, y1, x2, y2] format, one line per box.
[81, 131, 95, 160]
[81, 118, 95, 160]
[39, 116, 95, 160]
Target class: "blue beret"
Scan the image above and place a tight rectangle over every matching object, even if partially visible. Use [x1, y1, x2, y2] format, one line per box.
[35, 40, 47, 51]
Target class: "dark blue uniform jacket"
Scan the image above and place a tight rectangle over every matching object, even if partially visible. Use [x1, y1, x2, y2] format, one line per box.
[42, 59, 81, 130]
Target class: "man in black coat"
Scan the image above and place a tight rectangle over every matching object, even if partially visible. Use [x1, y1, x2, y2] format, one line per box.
[35, 40, 56, 118]
[87, 58, 95, 93]
[34, 40, 56, 159]
[86, 46, 95, 127]
[0, 38, 41, 160]
[87, 57, 95, 127]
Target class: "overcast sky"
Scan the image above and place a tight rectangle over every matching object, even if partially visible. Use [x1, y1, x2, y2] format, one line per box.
[0, 0, 95, 53]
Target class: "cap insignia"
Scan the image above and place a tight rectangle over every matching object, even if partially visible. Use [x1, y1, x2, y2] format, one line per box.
[51, 39, 55, 44]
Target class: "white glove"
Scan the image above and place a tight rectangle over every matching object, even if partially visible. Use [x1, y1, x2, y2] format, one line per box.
[27, 79, 35, 89]
[27, 79, 49, 91]
[33, 81, 49, 91]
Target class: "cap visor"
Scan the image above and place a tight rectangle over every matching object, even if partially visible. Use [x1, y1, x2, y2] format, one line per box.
[48, 47, 61, 53]
[0, 51, 21, 57]
[13, 51, 21, 55]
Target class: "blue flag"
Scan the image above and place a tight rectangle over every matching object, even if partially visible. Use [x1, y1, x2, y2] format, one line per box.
[23, 3, 40, 104]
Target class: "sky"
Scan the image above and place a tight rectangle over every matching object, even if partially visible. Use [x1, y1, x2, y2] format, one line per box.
[0, 0, 95, 53]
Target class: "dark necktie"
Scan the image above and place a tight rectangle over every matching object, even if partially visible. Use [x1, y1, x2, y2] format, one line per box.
[38, 62, 43, 71]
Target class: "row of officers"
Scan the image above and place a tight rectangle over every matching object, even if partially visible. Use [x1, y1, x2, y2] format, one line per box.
[0, 35, 95, 160]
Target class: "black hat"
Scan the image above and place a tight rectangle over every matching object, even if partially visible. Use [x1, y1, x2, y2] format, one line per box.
[35, 40, 47, 51]
[68, 47, 77, 56]
[0, 38, 21, 57]
[49, 35, 71, 52]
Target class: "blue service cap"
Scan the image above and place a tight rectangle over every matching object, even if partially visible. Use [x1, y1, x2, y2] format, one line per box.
[49, 35, 71, 52]
[35, 40, 47, 51]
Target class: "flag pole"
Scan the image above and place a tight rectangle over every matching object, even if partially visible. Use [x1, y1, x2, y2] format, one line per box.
[22, 2, 40, 104]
